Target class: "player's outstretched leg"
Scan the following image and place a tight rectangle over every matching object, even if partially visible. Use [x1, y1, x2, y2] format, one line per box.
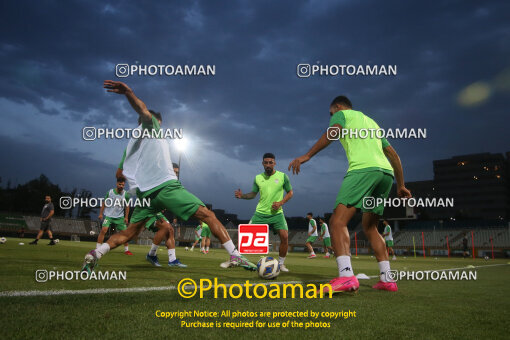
[82, 221, 146, 273]
[363, 212, 397, 292]
[29, 230, 44, 245]
[190, 238, 200, 251]
[193, 206, 256, 270]
[318, 204, 359, 294]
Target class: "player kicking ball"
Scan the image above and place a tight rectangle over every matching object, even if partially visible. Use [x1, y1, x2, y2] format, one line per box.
[81, 80, 256, 272]
[235, 153, 293, 272]
[319, 218, 334, 258]
[115, 130, 187, 268]
[97, 177, 132, 255]
[289, 95, 411, 293]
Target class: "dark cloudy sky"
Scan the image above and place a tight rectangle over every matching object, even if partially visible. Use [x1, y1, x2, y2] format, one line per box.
[1, 0, 509, 219]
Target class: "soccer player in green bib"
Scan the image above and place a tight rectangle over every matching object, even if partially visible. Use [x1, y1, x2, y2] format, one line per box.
[289, 95, 411, 293]
[82, 80, 256, 272]
[97, 177, 132, 255]
[235, 153, 293, 272]
[200, 221, 211, 254]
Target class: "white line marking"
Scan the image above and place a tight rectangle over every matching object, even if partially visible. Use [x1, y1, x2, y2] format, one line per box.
[1, 263, 507, 297]
[0, 286, 177, 297]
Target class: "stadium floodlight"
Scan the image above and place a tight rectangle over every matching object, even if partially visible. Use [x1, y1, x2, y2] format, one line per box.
[175, 137, 188, 153]
[174, 137, 189, 180]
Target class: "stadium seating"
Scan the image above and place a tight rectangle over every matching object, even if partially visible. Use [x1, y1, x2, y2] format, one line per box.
[4, 214, 508, 250]
[393, 228, 510, 248]
[23, 216, 98, 235]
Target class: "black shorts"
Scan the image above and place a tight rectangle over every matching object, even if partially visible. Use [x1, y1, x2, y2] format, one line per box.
[40, 220, 52, 231]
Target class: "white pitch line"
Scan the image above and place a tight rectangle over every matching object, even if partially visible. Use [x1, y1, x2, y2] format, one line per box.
[1, 263, 508, 297]
[0, 286, 177, 297]
[0, 280, 325, 298]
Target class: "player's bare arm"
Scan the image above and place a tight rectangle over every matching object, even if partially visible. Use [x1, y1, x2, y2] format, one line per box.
[383, 145, 412, 198]
[116, 168, 123, 180]
[103, 80, 152, 122]
[235, 188, 257, 200]
[271, 189, 293, 210]
[288, 126, 336, 175]
[44, 209, 54, 221]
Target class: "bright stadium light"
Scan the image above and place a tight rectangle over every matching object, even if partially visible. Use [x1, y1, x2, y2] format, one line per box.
[174, 137, 189, 180]
[175, 137, 188, 152]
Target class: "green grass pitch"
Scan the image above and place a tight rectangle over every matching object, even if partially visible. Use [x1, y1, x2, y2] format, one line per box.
[0, 238, 509, 339]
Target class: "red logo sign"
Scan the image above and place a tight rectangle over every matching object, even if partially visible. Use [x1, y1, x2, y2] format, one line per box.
[238, 224, 269, 254]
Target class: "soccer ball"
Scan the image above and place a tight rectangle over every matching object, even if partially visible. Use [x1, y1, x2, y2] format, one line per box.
[54, 239, 60, 244]
[257, 256, 280, 280]
[84, 254, 95, 264]
[185, 247, 189, 251]
[90, 230, 96, 236]
[484, 255, 489, 261]
[0, 237, 6, 244]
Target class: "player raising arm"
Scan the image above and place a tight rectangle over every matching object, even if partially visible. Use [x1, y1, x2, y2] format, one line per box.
[82, 81, 256, 272]
[289, 95, 411, 293]
[235, 153, 293, 272]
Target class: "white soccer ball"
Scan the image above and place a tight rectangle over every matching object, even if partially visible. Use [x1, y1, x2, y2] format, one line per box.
[84, 254, 95, 264]
[185, 247, 189, 251]
[54, 239, 60, 244]
[484, 255, 489, 261]
[90, 230, 96, 236]
[257, 256, 280, 280]
[0, 237, 6, 244]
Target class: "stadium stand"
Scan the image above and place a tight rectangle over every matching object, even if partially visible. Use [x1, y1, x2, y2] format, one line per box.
[1, 213, 508, 256]
[23, 216, 98, 236]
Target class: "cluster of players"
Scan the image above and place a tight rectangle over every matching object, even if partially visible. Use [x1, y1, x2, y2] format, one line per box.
[77, 80, 412, 294]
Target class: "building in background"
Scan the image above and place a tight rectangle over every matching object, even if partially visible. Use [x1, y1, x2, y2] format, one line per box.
[385, 152, 509, 221]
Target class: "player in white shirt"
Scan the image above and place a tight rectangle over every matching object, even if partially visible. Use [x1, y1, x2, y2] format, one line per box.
[319, 218, 334, 258]
[305, 212, 318, 258]
[382, 220, 396, 260]
[82, 80, 256, 272]
[97, 178, 132, 255]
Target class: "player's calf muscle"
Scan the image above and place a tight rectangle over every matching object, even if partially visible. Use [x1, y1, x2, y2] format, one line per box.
[193, 207, 230, 242]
